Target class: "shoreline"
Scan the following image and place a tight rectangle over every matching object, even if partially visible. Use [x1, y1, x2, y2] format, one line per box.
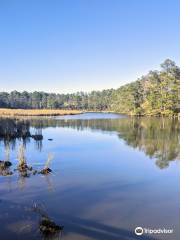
[0, 108, 82, 117]
[0, 108, 179, 119]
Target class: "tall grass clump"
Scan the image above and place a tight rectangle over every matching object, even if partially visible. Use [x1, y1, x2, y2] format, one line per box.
[0, 144, 12, 176]
[18, 144, 27, 169]
[5, 144, 10, 162]
[40, 153, 54, 175]
[17, 144, 33, 177]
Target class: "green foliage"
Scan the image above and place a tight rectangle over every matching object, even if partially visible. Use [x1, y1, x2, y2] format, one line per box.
[0, 90, 114, 111]
[0, 59, 179, 116]
[109, 59, 180, 116]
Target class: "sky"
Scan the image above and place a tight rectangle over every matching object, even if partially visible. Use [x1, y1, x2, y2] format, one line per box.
[0, 0, 180, 93]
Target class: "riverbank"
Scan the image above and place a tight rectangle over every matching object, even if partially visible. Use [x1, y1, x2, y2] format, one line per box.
[0, 108, 179, 118]
[0, 109, 82, 117]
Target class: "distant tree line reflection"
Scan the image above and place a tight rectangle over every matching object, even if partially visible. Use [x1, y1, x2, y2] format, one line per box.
[0, 117, 179, 169]
[0, 118, 43, 150]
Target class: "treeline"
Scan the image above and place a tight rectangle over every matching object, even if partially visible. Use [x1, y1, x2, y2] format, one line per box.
[0, 59, 179, 116]
[110, 59, 180, 116]
[0, 89, 113, 111]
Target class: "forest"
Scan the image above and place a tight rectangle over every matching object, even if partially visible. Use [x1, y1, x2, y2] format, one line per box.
[0, 59, 179, 116]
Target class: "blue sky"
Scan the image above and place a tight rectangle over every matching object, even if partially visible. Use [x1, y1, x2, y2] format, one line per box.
[0, 0, 180, 93]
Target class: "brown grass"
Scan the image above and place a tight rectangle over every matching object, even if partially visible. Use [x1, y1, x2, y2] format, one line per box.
[0, 108, 82, 117]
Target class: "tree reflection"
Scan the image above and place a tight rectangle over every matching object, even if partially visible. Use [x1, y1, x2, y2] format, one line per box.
[115, 118, 180, 169]
[30, 117, 179, 169]
[0, 118, 43, 151]
[0, 117, 179, 169]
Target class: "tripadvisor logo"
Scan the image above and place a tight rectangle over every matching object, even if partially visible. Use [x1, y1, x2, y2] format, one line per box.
[135, 226, 173, 236]
[135, 227, 143, 236]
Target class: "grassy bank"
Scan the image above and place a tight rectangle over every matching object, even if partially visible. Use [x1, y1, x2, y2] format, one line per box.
[0, 108, 82, 117]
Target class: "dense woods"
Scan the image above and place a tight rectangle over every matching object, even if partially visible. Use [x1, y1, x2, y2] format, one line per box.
[0, 89, 113, 111]
[0, 59, 179, 116]
[110, 59, 180, 116]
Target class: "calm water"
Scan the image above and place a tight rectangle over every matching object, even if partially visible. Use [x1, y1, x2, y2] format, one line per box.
[0, 113, 180, 240]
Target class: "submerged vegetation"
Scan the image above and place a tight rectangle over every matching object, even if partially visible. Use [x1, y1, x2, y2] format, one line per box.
[33, 203, 64, 237]
[0, 59, 179, 116]
[0, 200, 63, 239]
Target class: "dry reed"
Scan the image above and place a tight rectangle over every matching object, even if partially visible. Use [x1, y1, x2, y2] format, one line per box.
[18, 144, 27, 168]
[45, 153, 54, 169]
[0, 108, 81, 116]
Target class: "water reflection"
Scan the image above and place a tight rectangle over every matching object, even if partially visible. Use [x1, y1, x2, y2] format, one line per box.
[0, 199, 158, 240]
[0, 199, 64, 240]
[0, 114, 180, 240]
[0, 117, 179, 169]
[0, 118, 43, 151]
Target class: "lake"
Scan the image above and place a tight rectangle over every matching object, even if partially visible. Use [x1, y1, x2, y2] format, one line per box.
[0, 113, 179, 240]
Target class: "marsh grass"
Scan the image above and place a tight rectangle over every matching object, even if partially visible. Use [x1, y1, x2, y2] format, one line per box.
[0, 108, 81, 116]
[18, 144, 27, 168]
[5, 144, 10, 162]
[0, 166, 12, 176]
[0, 145, 13, 176]
[45, 153, 54, 169]
[39, 153, 54, 175]
[17, 144, 33, 177]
